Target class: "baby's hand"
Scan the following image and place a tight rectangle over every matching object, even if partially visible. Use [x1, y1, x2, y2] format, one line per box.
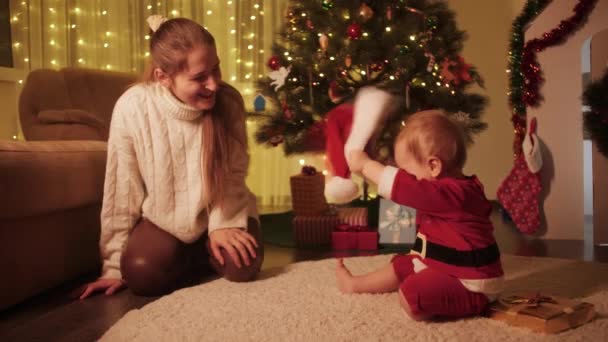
[347, 150, 370, 174]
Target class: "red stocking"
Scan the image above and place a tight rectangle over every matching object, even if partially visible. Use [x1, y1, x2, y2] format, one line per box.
[497, 118, 543, 234]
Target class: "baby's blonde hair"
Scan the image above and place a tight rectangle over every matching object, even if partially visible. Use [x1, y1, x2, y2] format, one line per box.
[396, 110, 467, 173]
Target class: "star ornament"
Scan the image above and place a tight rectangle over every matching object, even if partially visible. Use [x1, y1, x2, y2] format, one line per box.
[268, 66, 292, 91]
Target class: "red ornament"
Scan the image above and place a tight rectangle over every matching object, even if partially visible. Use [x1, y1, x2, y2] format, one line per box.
[440, 56, 472, 85]
[267, 55, 281, 70]
[347, 23, 362, 40]
[370, 63, 384, 72]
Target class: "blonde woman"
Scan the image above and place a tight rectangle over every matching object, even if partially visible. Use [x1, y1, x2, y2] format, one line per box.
[79, 16, 262, 298]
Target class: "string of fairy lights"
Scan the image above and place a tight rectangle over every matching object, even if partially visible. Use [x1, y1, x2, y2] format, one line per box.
[7, 0, 276, 138]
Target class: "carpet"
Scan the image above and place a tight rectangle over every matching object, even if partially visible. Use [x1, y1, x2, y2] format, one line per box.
[102, 255, 608, 341]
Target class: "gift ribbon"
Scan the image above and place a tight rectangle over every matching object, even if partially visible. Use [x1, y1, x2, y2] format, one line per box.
[335, 223, 370, 232]
[500, 293, 575, 316]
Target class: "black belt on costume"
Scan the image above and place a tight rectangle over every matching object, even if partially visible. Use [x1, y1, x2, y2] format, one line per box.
[412, 237, 500, 268]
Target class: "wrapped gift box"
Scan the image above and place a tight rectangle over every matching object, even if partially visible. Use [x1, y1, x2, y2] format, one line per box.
[331, 225, 378, 251]
[293, 215, 339, 247]
[488, 292, 596, 334]
[290, 166, 329, 216]
[336, 207, 368, 227]
[378, 198, 417, 244]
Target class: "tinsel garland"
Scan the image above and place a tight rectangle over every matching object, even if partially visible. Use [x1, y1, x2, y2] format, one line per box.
[508, 0, 597, 154]
[582, 68, 608, 158]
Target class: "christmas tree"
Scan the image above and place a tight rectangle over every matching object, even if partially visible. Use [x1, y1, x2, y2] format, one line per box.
[254, 0, 487, 159]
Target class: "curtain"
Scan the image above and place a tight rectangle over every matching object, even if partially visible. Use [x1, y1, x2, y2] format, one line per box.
[8, 0, 331, 209]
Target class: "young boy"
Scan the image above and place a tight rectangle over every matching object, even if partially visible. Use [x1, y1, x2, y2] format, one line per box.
[337, 109, 503, 321]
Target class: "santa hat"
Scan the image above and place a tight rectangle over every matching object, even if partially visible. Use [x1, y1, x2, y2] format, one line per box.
[324, 86, 392, 203]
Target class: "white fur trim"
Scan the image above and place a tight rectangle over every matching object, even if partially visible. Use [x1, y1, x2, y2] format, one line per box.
[522, 132, 542, 173]
[344, 86, 392, 153]
[325, 176, 359, 204]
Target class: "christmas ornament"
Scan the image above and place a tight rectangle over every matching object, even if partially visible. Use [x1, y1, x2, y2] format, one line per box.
[440, 56, 472, 85]
[345, 55, 352, 68]
[358, 4, 374, 22]
[321, 0, 334, 10]
[282, 102, 294, 120]
[347, 23, 362, 40]
[268, 65, 291, 91]
[307, 19, 314, 30]
[370, 62, 383, 72]
[497, 118, 543, 234]
[424, 51, 435, 72]
[319, 33, 329, 50]
[267, 55, 281, 70]
[253, 92, 266, 112]
[386, 6, 393, 20]
[269, 134, 284, 146]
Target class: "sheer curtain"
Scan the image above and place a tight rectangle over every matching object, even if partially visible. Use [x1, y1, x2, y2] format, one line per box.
[9, 0, 328, 208]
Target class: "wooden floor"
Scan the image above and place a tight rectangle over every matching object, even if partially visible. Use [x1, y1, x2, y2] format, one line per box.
[1, 207, 607, 342]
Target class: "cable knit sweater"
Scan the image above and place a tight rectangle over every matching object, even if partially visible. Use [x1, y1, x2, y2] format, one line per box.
[100, 82, 258, 280]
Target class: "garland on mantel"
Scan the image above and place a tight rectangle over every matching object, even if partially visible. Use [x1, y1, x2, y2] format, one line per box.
[508, 0, 598, 155]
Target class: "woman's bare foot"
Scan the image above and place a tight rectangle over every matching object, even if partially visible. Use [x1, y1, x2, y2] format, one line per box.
[336, 258, 356, 293]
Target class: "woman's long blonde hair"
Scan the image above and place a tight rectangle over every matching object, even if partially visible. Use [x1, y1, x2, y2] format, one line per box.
[142, 18, 235, 208]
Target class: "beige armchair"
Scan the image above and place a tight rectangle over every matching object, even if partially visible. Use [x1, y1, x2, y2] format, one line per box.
[0, 67, 136, 311]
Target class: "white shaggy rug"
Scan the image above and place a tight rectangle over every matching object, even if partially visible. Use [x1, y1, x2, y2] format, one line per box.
[102, 254, 608, 341]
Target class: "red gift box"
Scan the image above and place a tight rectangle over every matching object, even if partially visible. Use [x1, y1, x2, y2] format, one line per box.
[331, 224, 378, 251]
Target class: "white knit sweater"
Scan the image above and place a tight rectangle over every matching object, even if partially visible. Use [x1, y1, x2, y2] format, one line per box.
[100, 82, 258, 279]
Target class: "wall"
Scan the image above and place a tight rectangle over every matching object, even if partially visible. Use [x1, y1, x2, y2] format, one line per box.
[447, 0, 524, 199]
[524, 0, 608, 239]
[0, 67, 24, 140]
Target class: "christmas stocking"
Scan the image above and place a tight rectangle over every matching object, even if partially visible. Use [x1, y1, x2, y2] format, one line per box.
[497, 118, 543, 234]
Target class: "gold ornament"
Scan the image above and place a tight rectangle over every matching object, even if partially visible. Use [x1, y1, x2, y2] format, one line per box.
[319, 33, 329, 50]
[359, 4, 374, 22]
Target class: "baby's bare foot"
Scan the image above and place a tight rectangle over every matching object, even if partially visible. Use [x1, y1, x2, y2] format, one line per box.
[335, 258, 356, 293]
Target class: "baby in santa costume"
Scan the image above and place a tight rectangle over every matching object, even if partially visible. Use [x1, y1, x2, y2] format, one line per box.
[336, 87, 504, 321]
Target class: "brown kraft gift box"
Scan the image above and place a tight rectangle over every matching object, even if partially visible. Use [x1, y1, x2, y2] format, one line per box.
[293, 215, 340, 247]
[290, 169, 329, 216]
[488, 292, 596, 334]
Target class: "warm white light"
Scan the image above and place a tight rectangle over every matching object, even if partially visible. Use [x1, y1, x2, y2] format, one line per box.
[12, 135, 17, 140]
[78, 39, 84, 45]
[319, 73, 325, 77]
[236, 59, 241, 63]
[147, 5, 152, 10]
[254, 4, 260, 9]
[207, 10, 213, 15]
[385, 27, 391, 32]
[292, 78, 297, 81]
[330, 56, 335, 61]
[18, 80, 23, 84]
[24, 58, 29, 62]
[409, 35, 416, 41]
[363, 32, 368, 37]
[101, 10, 107, 15]
[144, 35, 150, 40]
[49, 40, 55, 46]
[260, 11, 264, 15]
[287, 57, 293, 61]
[51, 59, 57, 65]
[247, 44, 253, 50]
[245, 74, 251, 79]
[145, 52, 150, 57]
[103, 43, 109, 48]
[259, 49, 264, 54]
[436, 82, 441, 86]
[230, 29, 236, 34]
[227, 1, 233, 4]
[78, 58, 84, 63]
[74, 7, 81, 13]
[230, 16, 235, 21]
[13, 42, 20, 48]
[322, 170, 328, 176]
[361, 70, 366, 75]
[283, 52, 289, 56]
[171, 10, 178, 16]
[250, 15, 256, 20]
[231, 76, 237, 81]
[12, 16, 18, 22]
[249, 33, 255, 38]
[71, 24, 76, 29]
[106, 64, 112, 69]
[390, 75, 395, 80]
[105, 31, 111, 37]
[49, 7, 55, 13]
[246, 61, 253, 67]
[299, 159, 305, 166]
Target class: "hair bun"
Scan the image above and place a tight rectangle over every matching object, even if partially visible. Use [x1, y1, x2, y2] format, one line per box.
[147, 15, 168, 32]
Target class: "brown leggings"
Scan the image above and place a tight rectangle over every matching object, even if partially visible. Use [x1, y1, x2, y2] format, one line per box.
[120, 218, 264, 296]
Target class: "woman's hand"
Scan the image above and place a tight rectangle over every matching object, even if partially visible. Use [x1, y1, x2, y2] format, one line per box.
[347, 150, 371, 174]
[77, 278, 126, 300]
[209, 228, 258, 268]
